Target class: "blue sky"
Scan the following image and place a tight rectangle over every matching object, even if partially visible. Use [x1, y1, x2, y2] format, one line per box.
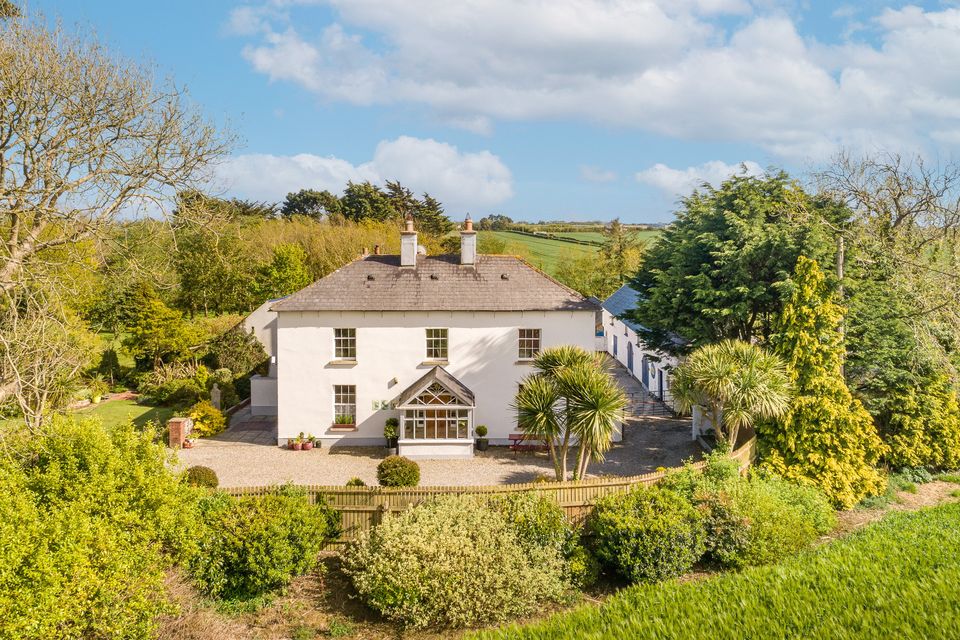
[35, 1, 960, 222]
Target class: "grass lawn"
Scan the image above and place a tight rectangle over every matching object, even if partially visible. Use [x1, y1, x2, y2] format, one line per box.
[483, 231, 597, 273]
[73, 398, 174, 430]
[475, 502, 960, 640]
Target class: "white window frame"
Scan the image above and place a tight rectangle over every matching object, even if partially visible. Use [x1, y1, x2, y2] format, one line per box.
[425, 328, 448, 360]
[518, 328, 542, 360]
[334, 328, 356, 360]
[333, 384, 356, 424]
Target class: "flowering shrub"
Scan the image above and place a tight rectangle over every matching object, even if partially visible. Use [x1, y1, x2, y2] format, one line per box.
[187, 400, 226, 438]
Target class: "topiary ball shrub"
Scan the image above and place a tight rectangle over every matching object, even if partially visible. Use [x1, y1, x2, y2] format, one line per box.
[341, 494, 568, 629]
[376, 455, 420, 487]
[186, 465, 219, 489]
[587, 485, 705, 583]
[191, 487, 340, 600]
[345, 477, 366, 487]
[187, 400, 227, 438]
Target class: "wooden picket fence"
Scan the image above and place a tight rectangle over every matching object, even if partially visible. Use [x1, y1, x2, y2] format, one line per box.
[223, 435, 757, 547]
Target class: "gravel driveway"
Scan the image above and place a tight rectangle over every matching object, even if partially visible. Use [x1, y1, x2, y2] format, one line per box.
[177, 411, 700, 488]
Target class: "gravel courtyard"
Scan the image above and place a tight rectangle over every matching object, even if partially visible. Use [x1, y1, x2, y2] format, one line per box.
[177, 411, 699, 487]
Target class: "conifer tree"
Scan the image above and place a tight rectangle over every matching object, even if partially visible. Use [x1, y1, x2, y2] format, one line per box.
[761, 256, 887, 508]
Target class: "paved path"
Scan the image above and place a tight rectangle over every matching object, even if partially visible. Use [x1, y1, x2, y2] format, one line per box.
[177, 361, 701, 487]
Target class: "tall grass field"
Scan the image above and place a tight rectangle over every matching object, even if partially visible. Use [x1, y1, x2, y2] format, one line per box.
[475, 502, 960, 640]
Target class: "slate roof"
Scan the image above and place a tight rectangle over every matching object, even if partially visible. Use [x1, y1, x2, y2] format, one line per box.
[271, 254, 596, 312]
[601, 284, 648, 333]
[396, 366, 476, 407]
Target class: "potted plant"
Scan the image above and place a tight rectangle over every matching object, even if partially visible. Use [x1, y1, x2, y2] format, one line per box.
[290, 434, 303, 451]
[89, 375, 109, 405]
[183, 437, 195, 449]
[303, 432, 314, 450]
[475, 424, 489, 451]
[384, 417, 399, 455]
[333, 414, 356, 429]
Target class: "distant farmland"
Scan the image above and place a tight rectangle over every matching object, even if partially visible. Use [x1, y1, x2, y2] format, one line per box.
[481, 229, 660, 274]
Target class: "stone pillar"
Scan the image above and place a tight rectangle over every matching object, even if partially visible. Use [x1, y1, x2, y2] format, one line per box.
[168, 417, 194, 449]
[210, 383, 221, 410]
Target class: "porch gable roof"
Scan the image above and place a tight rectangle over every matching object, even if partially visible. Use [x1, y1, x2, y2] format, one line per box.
[396, 366, 476, 408]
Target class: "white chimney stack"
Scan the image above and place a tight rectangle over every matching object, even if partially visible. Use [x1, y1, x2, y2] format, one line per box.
[400, 213, 417, 267]
[460, 215, 477, 265]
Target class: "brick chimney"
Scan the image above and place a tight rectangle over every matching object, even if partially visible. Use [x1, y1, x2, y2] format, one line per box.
[400, 213, 417, 267]
[460, 215, 477, 265]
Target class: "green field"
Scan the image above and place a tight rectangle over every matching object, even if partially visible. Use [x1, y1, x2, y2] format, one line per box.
[552, 230, 661, 244]
[483, 231, 597, 272]
[475, 502, 960, 640]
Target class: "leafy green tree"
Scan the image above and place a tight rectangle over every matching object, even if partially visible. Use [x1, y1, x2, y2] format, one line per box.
[629, 172, 843, 356]
[672, 340, 791, 447]
[761, 256, 887, 508]
[845, 252, 960, 470]
[601, 219, 643, 287]
[254, 243, 312, 301]
[123, 282, 197, 369]
[174, 223, 255, 315]
[416, 193, 454, 236]
[478, 214, 513, 231]
[514, 346, 626, 481]
[341, 181, 397, 222]
[555, 220, 644, 299]
[281, 188, 340, 219]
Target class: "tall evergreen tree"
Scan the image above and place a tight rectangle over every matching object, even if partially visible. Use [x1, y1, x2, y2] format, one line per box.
[628, 171, 844, 356]
[761, 256, 887, 509]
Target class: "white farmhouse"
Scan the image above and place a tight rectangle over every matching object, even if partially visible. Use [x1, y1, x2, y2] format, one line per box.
[261, 215, 597, 458]
[600, 284, 678, 413]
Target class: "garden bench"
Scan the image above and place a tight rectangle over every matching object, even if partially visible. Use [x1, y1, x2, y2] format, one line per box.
[508, 433, 548, 455]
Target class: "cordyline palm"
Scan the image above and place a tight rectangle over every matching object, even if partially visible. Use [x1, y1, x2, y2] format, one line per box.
[513, 346, 626, 481]
[672, 339, 791, 446]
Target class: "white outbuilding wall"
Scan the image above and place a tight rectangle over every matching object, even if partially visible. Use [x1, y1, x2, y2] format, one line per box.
[275, 309, 596, 447]
[601, 308, 678, 410]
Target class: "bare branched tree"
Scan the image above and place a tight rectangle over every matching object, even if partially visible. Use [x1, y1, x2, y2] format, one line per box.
[0, 14, 232, 424]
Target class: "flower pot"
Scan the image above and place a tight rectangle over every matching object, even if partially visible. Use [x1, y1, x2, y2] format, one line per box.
[476, 438, 489, 451]
[303, 441, 314, 451]
[291, 442, 303, 451]
[183, 439, 194, 449]
[91, 395, 102, 404]
[385, 437, 398, 449]
[387, 446, 398, 456]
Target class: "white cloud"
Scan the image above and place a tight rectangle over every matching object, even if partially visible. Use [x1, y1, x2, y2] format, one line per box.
[215, 136, 513, 213]
[636, 160, 763, 197]
[230, 2, 960, 160]
[580, 165, 618, 183]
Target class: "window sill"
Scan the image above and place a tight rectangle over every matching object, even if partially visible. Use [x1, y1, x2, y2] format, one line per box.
[515, 359, 535, 364]
[399, 438, 472, 444]
[421, 359, 449, 366]
[327, 359, 357, 367]
[330, 424, 357, 432]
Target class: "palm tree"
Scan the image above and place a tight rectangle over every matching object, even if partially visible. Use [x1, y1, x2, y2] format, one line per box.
[513, 346, 626, 481]
[672, 339, 791, 446]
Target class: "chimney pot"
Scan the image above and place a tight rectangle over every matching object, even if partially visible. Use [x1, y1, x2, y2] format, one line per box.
[374, 244, 381, 255]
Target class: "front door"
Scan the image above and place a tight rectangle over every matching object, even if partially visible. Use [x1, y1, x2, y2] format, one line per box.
[641, 355, 649, 388]
[658, 369, 664, 399]
[627, 342, 634, 372]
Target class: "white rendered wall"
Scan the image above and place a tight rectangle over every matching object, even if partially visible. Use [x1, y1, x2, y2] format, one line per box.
[250, 375, 278, 416]
[275, 310, 596, 445]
